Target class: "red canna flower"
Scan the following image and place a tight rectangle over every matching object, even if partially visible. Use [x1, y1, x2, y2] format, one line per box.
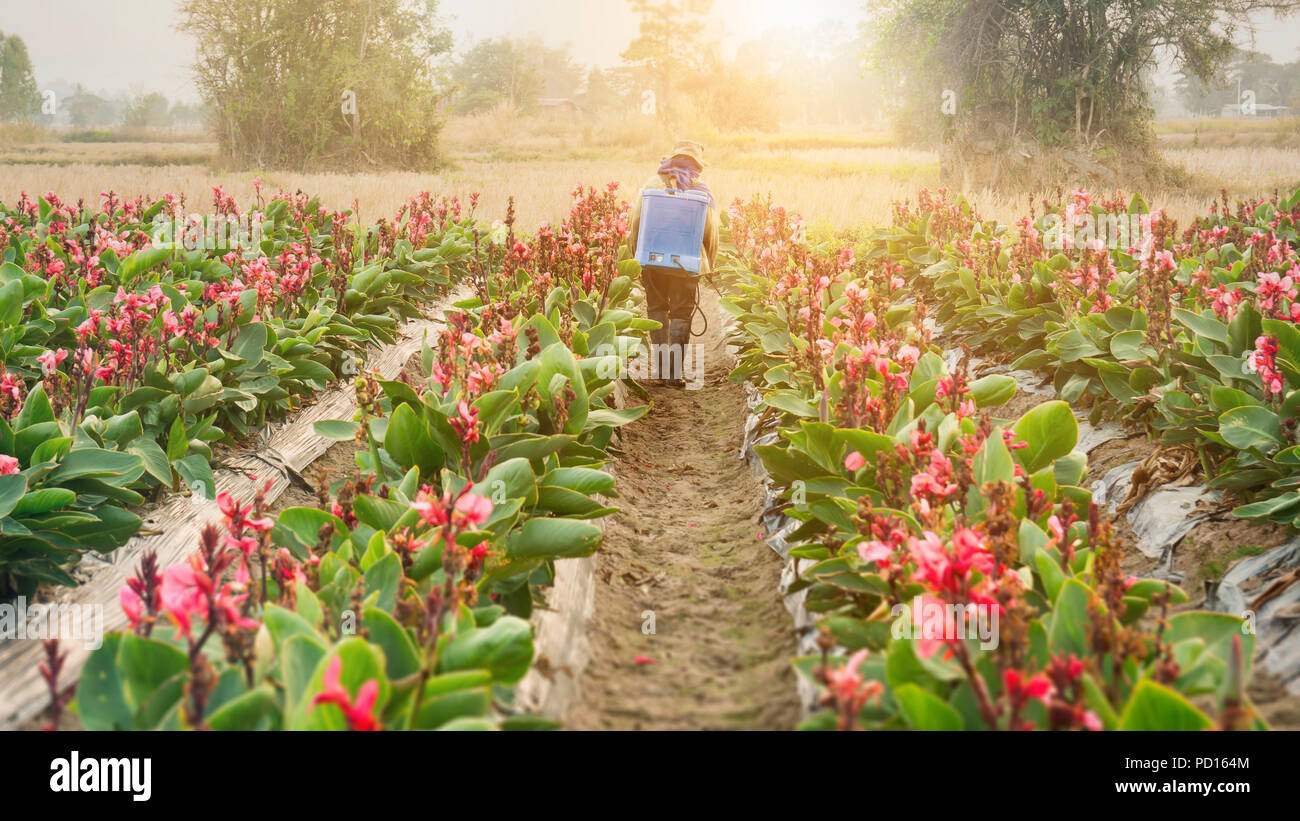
[1004, 668, 1053, 709]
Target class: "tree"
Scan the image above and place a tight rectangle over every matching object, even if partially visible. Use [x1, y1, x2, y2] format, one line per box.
[1178, 50, 1300, 114]
[178, 0, 453, 170]
[528, 37, 582, 98]
[451, 39, 545, 110]
[64, 84, 108, 128]
[450, 37, 581, 114]
[621, 0, 712, 122]
[579, 67, 624, 115]
[732, 23, 883, 126]
[679, 53, 782, 131]
[870, 0, 1298, 151]
[122, 92, 171, 128]
[168, 100, 209, 128]
[0, 32, 41, 122]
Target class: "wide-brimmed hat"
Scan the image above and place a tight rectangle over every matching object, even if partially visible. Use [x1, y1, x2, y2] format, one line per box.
[669, 139, 706, 168]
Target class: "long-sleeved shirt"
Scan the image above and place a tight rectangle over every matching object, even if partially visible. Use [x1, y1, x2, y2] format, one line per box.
[626, 173, 720, 278]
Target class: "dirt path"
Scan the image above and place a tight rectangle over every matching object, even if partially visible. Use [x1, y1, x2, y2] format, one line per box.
[568, 292, 800, 730]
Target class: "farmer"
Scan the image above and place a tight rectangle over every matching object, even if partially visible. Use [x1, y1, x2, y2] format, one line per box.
[627, 139, 720, 388]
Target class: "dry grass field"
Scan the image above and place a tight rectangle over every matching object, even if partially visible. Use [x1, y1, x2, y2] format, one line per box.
[1154, 116, 1300, 135]
[1, 109, 1296, 230]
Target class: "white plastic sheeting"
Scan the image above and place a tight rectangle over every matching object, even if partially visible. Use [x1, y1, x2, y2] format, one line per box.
[1075, 419, 1127, 454]
[1207, 536, 1300, 695]
[1092, 460, 1220, 579]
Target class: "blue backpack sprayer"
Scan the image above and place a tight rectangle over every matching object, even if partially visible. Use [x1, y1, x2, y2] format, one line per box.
[633, 186, 714, 331]
[633, 187, 713, 386]
[633, 188, 711, 276]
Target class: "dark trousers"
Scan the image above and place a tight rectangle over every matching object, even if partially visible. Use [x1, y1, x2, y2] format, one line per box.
[642, 267, 698, 323]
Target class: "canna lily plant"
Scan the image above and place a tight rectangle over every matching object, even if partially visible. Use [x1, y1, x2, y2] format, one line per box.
[70, 183, 655, 730]
[725, 194, 1266, 731]
[0, 187, 482, 597]
[879, 185, 1300, 528]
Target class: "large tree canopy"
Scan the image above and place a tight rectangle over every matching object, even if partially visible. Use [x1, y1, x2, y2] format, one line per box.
[0, 32, 41, 122]
[450, 37, 582, 114]
[870, 0, 1297, 150]
[179, 0, 452, 170]
[621, 0, 713, 121]
[621, 0, 782, 130]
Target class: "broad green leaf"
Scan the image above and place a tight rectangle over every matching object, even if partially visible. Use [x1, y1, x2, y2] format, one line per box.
[1118, 680, 1212, 731]
[1218, 405, 1283, 451]
[438, 616, 534, 684]
[1012, 400, 1078, 472]
[894, 683, 963, 730]
[968, 374, 1016, 408]
[504, 517, 601, 560]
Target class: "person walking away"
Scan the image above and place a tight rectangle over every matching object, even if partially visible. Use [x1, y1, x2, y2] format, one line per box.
[626, 140, 720, 388]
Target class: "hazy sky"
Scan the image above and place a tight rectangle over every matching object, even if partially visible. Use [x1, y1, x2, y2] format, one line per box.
[442, 0, 867, 64]
[1, 0, 1298, 103]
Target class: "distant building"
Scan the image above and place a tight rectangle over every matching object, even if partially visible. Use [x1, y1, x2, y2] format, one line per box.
[1220, 103, 1291, 118]
[537, 98, 582, 121]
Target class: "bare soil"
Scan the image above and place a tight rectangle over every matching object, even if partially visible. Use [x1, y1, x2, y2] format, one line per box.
[568, 293, 800, 730]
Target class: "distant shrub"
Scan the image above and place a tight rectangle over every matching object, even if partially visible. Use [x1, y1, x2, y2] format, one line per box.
[179, 0, 452, 171]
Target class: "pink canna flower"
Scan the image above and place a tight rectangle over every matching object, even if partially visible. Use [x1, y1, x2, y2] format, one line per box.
[909, 592, 957, 661]
[217, 490, 273, 531]
[449, 399, 480, 444]
[36, 348, 68, 374]
[1047, 515, 1065, 542]
[453, 492, 493, 527]
[857, 539, 893, 567]
[844, 450, 866, 471]
[1245, 334, 1284, 394]
[159, 560, 207, 639]
[311, 657, 381, 731]
[156, 550, 257, 639]
[119, 586, 143, 628]
[824, 649, 884, 729]
[0, 373, 21, 402]
[411, 488, 448, 527]
[910, 471, 957, 499]
[1254, 270, 1298, 316]
[0, 455, 20, 475]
